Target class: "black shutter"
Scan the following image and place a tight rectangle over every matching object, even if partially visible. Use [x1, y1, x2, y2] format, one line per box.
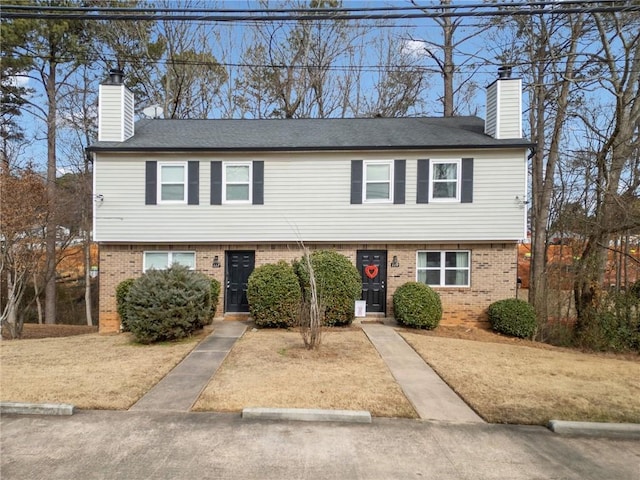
[188, 161, 199, 205]
[417, 159, 430, 204]
[145, 161, 157, 205]
[394, 159, 406, 204]
[461, 158, 474, 203]
[210, 161, 222, 205]
[351, 160, 363, 204]
[252, 161, 264, 205]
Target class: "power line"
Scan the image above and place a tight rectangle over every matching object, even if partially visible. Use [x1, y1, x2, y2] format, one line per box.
[1, 0, 627, 14]
[2, 1, 638, 21]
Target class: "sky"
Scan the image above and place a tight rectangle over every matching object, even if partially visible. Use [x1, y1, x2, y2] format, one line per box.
[8, 0, 616, 173]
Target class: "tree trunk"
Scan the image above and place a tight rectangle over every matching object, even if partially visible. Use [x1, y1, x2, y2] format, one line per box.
[44, 59, 57, 324]
[441, 0, 454, 117]
[33, 271, 43, 324]
[84, 233, 92, 326]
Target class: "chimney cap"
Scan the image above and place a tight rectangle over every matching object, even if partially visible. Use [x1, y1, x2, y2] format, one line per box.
[498, 65, 513, 79]
[107, 68, 124, 85]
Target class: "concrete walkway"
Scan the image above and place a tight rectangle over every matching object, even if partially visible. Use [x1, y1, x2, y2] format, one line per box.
[129, 321, 246, 412]
[362, 323, 484, 423]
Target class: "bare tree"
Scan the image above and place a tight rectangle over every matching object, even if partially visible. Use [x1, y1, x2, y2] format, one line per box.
[235, 0, 365, 118]
[410, 0, 490, 116]
[572, 11, 640, 330]
[298, 245, 323, 350]
[2, 4, 92, 324]
[0, 167, 47, 338]
[495, 9, 587, 328]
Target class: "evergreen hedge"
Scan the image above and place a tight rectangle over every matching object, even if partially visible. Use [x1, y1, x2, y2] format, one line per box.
[115, 278, 135, 332]
[488, 298, 537, 339]
[293, 250, 361, 326]
[125, 265, 211, 344]
[393, 282, 442, 329]
[247, 261, 301, 328]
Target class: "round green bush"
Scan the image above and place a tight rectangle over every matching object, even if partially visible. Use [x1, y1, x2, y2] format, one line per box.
[115, 278, 135, 332]
[125, 265, 212, 344]
[488, 298, 537, 339]
[293, 250, 361, 326]
[393, 282, 442, 329]
[247, 261, 301, 328]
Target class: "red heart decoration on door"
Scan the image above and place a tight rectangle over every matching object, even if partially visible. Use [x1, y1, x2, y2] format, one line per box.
[364, 265, 379, 279]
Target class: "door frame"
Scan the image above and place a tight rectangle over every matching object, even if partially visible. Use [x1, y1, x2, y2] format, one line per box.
[356, 250, 387, 314]
[224, 250, 255, 313]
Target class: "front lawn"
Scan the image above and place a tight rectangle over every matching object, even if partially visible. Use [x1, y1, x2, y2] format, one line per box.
[401, 330, 640, 425]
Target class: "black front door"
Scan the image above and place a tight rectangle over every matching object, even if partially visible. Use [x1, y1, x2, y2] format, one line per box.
[357, 250, 387, 313]
[225, 251, 255, 313]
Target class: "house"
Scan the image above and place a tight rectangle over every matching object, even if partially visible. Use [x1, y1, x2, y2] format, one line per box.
[89, 67, 530, 333]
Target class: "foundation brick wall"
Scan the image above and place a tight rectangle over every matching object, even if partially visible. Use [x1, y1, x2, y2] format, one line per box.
[98, 242, 518, 333]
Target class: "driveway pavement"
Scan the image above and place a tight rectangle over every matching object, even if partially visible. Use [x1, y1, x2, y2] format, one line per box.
[2, 410, 639, 480]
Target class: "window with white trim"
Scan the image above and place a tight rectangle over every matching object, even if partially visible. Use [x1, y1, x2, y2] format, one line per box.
[417, 250, 470, 287]
[430, 160, 460, 202]
[223, 162, 252, 203]
[364, 160, 393, 202]
[159, 163, 187, 203]
[143, 251, 196, 272]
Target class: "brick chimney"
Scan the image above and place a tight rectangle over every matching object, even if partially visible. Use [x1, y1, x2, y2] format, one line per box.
[485, 66, 522, 139]
[98, 69, 134, 142]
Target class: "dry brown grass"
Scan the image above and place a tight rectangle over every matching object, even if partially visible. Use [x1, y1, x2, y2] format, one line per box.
[192, 328, 417, 418]
[1, 332, 201, 409]
[400, 330, 640, 425]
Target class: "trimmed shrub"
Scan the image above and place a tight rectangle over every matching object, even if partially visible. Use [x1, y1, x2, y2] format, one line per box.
[125, 265, 211, 344]
[293, 250, 361, 326]
[488, 298, 537, 339]
[208, 278, 221, 324]
[116, 278, 135, 332]
[393, 282, 442, 329]
[247, 261, 301, 328]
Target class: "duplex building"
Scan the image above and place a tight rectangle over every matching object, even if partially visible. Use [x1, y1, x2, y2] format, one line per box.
[89, 68, 529, 333]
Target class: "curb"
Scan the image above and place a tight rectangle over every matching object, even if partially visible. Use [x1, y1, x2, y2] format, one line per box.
[1, 402, 75, 416]
[242, 407, 372, 423]
[548, 420, 640, 439]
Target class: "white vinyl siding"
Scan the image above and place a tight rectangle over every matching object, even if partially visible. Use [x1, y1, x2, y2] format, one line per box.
[143, 251, 195, 271]
[485, 78, 522, 140]
[93, 149, 527, 243]
[417, 250, 470, 287]
[98, 84, 135, 142]
[363, 160, 393, 203]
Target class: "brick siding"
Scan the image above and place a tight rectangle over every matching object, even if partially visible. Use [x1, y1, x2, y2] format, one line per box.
[98, 242, 517, 333]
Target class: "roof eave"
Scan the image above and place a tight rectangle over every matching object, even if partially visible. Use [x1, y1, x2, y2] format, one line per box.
[87, 142, 534, 153]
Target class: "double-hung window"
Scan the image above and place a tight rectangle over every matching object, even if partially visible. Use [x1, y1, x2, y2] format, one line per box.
[143, 251, 196, 272]
[430, 160, 460, 202]
[223, 162, 252, 203]
[159, 163, 187, 203]
[417, 250, 470, 287]
[364, 160, 393, 203]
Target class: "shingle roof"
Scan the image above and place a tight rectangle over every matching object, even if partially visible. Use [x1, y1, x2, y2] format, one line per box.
[88, 116, 531, 152]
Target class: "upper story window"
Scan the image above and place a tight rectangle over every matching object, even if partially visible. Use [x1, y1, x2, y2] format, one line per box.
[159, 163, 187, 203]
[223, 162, 252, 203]
[143, 251, 196, 272]
[417, 250, 470, 287]
[430, 160, 460, 202]
[364, 160, 393, 203]
[146, 161, 199, 206]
